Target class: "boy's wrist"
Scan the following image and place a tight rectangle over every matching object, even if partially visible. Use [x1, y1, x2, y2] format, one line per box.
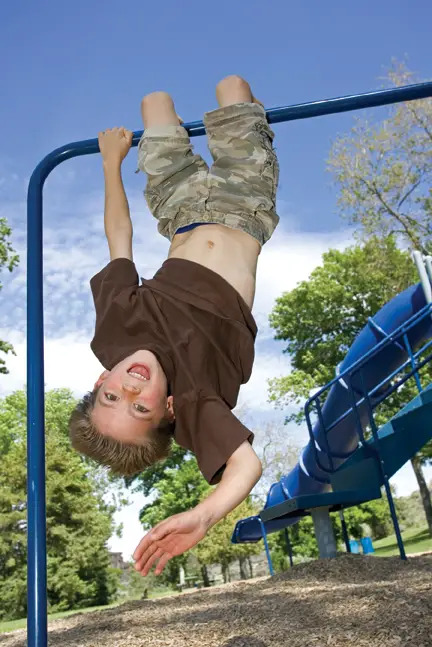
[194, 501, 219, 531]
[103, 158, 122, 172]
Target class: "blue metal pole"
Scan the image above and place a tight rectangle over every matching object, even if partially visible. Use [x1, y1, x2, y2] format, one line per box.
[27, 169, 48, 647]
[259, 518, 274, 576]
[357, 371, 407, 560]
[26, 81, 432, 646]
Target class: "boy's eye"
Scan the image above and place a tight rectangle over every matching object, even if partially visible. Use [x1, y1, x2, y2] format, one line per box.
[105, 392, 118, 402]
[134, 403, 149, 413]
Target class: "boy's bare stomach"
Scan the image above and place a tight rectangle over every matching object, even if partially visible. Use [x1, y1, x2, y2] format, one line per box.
[168, 224, 260, 309]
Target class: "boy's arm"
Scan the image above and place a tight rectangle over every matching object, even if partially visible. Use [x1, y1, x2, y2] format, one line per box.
[195, 440, 262, 529]
[98, 127, 134, 261]
[133, 441, 262, 576]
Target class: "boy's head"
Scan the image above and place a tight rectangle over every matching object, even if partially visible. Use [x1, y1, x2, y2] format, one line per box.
[69, 350, 175, 475]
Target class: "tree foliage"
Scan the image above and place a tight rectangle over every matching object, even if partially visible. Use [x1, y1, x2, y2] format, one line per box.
[0, 389, 122, 620]
[194, 497, 262, 576]
[138, 454, 211, 530]
[328, 62, 432, 253]
[0, 217, 19, 374]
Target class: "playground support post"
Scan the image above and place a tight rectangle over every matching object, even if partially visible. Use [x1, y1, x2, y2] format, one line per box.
[26, 81, 432, 647]
[311, 508, 338, 559]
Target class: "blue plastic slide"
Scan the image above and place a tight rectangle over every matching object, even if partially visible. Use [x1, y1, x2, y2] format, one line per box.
[233, 282, 432, 542]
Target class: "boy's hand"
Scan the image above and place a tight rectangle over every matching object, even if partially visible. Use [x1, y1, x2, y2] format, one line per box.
[98, 127, 133, 165]
[133, 508, 211, 577]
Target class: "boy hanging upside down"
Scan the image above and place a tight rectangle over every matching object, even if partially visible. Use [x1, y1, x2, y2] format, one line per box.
[69, 75, 279, 576]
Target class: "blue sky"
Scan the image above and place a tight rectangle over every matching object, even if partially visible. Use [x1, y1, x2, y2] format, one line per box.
[1, 0, 431, 558]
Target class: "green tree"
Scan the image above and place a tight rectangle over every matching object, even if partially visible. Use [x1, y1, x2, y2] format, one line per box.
[138, 455, 211, 529]
[342, 496, 395, 540]
[126, 443, 190, 497]
[0, 389, 122, 620]
[137, 451, 262, 585]
[0, 217, 19, 374]
[328, 61, 432, 254]
[194, 497, 262, 581]
[268, 237, 432, 536]
[137, 452, 212, 587]
[396, 488, 432, 530]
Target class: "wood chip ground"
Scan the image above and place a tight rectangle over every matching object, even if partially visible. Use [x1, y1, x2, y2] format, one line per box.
[1, 555, 431, 647]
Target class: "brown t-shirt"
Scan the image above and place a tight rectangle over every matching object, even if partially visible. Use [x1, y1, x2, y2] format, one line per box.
[90, 257, 257, 485]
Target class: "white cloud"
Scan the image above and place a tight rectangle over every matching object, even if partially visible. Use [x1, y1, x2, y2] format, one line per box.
[252, 228, 353, 338]
[0, 330, 103, 397]
[238, 351, 291, 413]
[391, 462, 432, 497]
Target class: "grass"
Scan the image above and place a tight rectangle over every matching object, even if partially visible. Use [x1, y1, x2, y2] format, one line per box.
[0, 589, 176, 635]
[373, 525, 432, 556]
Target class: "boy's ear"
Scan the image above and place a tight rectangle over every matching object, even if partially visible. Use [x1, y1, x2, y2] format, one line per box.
[166, 395, 175, 422]
[94, 370, 110, 390]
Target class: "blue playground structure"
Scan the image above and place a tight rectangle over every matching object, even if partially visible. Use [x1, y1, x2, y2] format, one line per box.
[232, 254, 432, 571]
[26, 81, 432, 647]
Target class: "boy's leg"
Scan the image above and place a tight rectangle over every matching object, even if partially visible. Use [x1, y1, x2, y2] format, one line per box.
[204, 75, 279, 246]
[138, 92, 209, 240]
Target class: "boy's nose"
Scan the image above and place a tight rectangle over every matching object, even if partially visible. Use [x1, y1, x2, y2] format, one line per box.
[122, 383, 141, 395]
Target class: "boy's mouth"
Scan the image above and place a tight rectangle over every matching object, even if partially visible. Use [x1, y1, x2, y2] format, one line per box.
[127, 363, 150, 381]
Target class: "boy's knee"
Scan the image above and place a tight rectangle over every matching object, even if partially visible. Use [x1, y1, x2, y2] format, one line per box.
[141, 91, 173, 111]
[216, 74, 250, 94]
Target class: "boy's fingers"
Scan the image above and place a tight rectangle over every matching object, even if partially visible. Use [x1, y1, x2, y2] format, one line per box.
[134, 542, 159, 571]
[136, 533, 171, 570]
[133, 534, 152, 560]
[133, 519, 173, 560]
[140, 547, 163, 577]
[155, 552, 172, 576]
[134, 529, 165, 565]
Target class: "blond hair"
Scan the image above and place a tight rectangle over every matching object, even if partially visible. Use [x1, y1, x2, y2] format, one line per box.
[69, 388, 175, 476]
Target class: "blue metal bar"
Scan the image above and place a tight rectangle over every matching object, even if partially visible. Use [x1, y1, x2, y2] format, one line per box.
[346, 376, 368, 446]
[314, 398, 335, 472]
[153, 82, 432, 138]
[259, 518, 274, 575]
[27, 81, 432, 646]
[403, 333, 422, 393]
[368, 316, 405, 352]
[357, 372, 407, 560]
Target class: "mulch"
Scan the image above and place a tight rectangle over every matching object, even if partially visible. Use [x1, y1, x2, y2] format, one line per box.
[1, 554, 431, 647]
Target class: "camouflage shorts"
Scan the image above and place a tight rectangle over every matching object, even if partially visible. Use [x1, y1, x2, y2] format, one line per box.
[137, 102, 279, 246]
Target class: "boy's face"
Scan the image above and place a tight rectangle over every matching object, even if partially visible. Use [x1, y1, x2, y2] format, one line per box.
[91, 350, 174, 443]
